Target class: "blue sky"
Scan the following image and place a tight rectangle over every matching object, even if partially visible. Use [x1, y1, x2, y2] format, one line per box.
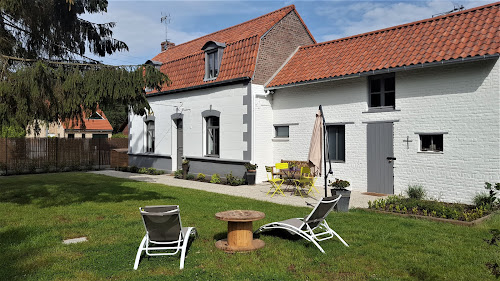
[81, 0, 490, 65]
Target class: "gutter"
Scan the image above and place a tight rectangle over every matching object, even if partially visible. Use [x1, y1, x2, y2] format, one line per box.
[266, 54, 500, 90]
[147, 77, 251, 97]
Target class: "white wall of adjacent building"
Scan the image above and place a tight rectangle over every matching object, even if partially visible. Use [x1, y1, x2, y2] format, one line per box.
[269, 59, 500, 203]
[129, 83, 250, 171]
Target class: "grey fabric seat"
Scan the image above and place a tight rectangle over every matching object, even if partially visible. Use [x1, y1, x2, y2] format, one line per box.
[255, 196, 349, 253]
[134, 205, 197, 270]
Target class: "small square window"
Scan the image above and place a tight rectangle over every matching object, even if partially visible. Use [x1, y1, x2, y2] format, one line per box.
[275, 126, 289, 138]
[420, 134, 443, 152]
[67, 134, 75, 139]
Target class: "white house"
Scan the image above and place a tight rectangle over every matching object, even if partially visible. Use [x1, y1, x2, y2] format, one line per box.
[129, 3, 499, 203]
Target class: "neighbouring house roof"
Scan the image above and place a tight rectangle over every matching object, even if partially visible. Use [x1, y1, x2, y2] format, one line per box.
[149, 5, 314, 94]
[62, 109, 113, 131]
[267, 2, 500, 89]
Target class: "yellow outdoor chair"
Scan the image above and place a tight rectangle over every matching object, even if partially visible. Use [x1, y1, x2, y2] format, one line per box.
[265, 166, 285, 197]
[294, 167, 319, 196]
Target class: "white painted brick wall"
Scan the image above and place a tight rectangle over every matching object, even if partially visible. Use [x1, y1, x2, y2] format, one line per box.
[253, 84, 274, 183]
[270, 59, 500, 203]
[129, 83, 249, 171]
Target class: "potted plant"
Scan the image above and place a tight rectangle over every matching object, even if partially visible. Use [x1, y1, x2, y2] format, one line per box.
[182, 158, 190, 179]
[329, 178, 351, 212]
[244, 163, 258, 185]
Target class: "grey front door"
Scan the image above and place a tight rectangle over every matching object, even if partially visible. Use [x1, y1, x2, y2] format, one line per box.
[367, 122, 394, 194]
[176, 119, 183, 171]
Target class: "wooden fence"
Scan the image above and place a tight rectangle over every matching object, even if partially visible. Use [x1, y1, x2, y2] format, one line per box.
[0, 138, 128, 175]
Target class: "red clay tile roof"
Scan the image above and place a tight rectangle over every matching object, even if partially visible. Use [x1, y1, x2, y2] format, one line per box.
[149, 5, 314, 93]
[62, 110, 113, 131]
[267, 2, 500, 88]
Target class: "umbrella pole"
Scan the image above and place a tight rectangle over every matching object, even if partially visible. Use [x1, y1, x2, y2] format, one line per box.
[319, 105, 328, 197]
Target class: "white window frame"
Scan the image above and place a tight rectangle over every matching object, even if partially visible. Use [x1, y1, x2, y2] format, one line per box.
[205, 116, 219, 157]
[145, 120, 155, 153]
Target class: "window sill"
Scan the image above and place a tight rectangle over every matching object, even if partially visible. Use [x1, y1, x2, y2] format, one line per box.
[203, 154, 220, 158]
[272, 138, 289, 142]
[328, 160, 346, 163]
[417, 151, 443, 154]
[363, 107, 400, 113]
[204, 77, 218, 82]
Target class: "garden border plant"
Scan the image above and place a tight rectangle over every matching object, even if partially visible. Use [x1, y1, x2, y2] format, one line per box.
[367, 183, 499, 225]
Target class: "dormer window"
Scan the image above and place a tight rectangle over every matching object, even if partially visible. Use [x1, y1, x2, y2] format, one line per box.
[201, 41, 225, 81]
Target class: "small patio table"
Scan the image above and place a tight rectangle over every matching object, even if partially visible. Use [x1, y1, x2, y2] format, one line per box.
[281, 168, 303, 196]
[215, 210, 265, 253]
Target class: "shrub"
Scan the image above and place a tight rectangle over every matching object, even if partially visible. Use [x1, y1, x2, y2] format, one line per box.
[329, 178, 350, 189]
[197, 173, 206, 181]
[174, 170, 183, 179]
[129, 166, 139, 173]
[406, 185, 426, 200]
[210, 174, 221, 184]
[244, 163, 258, 171]
[138, 167, 148, 174]
[474, 193, 493, 209]
[225, 171, 245, 186]
[186, 174, 195, 180]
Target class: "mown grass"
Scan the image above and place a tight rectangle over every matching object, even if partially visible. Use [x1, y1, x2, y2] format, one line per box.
[0, 172, 498, 280]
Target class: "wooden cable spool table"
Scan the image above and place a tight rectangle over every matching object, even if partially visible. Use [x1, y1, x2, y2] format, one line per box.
[215, 210, 265, 253]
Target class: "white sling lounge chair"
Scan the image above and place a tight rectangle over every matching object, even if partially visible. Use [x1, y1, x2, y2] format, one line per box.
[255, 196, 349, 253]
[134, 205, 197, 270]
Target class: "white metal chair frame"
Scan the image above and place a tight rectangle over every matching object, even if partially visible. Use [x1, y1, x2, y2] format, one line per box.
[255, 196, 349, 253]
[134, 206, 197, 270]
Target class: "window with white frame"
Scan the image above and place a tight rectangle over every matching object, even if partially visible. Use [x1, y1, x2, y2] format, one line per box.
[420, 134, 443, 152]
[146, 120, 155, 153]
[327, 125, 345, 161]
[274, 126, 289, 138]
[369, 73, 395, 109]
[206, 116, 219, 156]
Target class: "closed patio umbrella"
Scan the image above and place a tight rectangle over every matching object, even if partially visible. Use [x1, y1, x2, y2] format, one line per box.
[308, 105, 331, 197]
[308, 110, 323, 178]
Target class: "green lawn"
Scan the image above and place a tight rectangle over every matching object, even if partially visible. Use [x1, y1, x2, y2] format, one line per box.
[0, 172, 498, 280]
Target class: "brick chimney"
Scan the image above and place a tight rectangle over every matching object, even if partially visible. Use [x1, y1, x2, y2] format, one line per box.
[161, 41, 175, 51]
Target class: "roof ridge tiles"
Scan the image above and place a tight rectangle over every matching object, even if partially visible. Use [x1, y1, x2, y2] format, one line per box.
[156, 5, 295, 54]
[301, 2, 499, 50]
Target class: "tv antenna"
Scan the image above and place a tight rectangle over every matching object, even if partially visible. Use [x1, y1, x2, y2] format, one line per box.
[160, 13, 171, 43]
[432, 3, 464, 17]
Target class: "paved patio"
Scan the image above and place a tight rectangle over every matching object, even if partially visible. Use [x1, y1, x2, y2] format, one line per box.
[91, 170, 384, 208]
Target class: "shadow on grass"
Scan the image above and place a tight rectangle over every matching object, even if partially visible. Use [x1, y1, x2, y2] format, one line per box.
[0, 227, 40, 280]
[254, 229, 302, 241]
[0, 173, 172, 207]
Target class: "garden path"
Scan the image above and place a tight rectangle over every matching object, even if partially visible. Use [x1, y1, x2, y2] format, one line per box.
[91, 170, 385, 208]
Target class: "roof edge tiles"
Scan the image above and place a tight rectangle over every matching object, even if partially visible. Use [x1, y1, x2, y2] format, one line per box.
[266, 54, 500, 90]
[266, 2, 500, 89]
[302, 2, 500, 51]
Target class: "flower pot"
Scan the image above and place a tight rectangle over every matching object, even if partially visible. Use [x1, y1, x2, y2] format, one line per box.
[331, 188, 351, 212]
[245, 170, 256, 185]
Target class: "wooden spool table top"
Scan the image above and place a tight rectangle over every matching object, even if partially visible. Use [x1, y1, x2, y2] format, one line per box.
[215, 210, 265, 222]
[215, 210, 265, 253]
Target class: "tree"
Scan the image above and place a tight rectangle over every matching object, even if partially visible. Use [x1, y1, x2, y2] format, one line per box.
[0, 0, 168, 133]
